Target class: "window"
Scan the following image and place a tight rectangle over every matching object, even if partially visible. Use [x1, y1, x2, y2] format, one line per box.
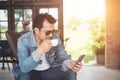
[0, 9, 8, 39]
[15, 9, 32, 32]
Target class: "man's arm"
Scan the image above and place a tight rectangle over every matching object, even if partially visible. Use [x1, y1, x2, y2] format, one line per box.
[18, 38, 39, 73]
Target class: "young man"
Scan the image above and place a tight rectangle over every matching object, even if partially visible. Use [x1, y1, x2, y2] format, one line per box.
[13, 13, 82, 80]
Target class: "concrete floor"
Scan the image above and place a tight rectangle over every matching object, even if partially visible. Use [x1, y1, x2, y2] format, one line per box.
[0, 63, 120, 80]
[0, 63, 14, 80]
[77, 64, 120, 80]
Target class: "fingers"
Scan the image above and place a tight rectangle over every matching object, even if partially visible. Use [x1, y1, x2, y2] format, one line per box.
[43, 39, 52, 47]
[39, 39, 52, 53]
[36, 39, 52, 58]
[72, 62, 82, 72]
[67, 61, 82, 72]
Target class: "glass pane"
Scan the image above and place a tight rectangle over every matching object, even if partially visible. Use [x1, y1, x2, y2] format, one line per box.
[15, 9, 32, 32]
[15, 21, 23, 32]
[39, 8, 49, 13]
[39, 8, 58, 19]
[15, 9, 32, 20]
[15, 21, 32, 32]
[49, 8, 58, 20]
[24, 9, 32, 20]
[0, 22, 8, 28]
[39, 8, 58, 30]
[0, 9, 8, 40]
[0, 10, 7, 20]
[0, 22, 8, 39]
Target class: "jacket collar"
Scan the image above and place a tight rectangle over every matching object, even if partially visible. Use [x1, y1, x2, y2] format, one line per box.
[29, 31, 38, 48]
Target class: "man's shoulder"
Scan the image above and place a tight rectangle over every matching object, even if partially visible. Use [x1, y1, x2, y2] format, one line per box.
[18, 31, 33, 41]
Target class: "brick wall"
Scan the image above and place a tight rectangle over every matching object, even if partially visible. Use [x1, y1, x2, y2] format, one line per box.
[105, 0, 120, 69]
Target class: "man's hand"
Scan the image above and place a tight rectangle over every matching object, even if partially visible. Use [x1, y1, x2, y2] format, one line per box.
[67, 61, 82, 72]
[36, 39, 52, 58]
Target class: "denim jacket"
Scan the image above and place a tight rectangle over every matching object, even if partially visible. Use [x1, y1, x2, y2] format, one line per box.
[12, 31, 72, 79]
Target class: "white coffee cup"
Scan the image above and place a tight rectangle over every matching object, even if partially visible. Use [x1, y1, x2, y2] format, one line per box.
[51, 39, 58, 47]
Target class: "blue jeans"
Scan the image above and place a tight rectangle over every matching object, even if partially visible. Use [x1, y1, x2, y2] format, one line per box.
[17, 72, 31, 80]
[30, 66, 76, 80]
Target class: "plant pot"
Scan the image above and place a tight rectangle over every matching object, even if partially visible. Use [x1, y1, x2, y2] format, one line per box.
[96, 47, 105, 64]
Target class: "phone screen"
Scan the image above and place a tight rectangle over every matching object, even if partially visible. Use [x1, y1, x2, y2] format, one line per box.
[77, 54, 85, 63]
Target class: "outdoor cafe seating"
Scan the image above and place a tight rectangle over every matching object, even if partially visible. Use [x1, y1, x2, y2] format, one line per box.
[0, 31, 26, 71]
[0, 40, 14, 70]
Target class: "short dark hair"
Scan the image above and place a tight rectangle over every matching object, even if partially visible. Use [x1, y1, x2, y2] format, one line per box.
[32, 13, 56, 30]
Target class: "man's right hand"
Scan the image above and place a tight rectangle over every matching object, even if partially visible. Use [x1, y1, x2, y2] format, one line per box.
[36, 39, 52, 58]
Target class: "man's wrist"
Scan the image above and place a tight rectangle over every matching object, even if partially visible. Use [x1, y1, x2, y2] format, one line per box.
[32, 51, 40, 62]
[62, 59, 72, 71]
[36, 48, 43, 58]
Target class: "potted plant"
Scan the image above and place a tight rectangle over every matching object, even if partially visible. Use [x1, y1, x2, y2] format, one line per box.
[89, 23, 105, 64]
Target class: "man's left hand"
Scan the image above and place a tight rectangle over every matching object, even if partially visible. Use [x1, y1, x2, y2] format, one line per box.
[67, 61, 82, 72]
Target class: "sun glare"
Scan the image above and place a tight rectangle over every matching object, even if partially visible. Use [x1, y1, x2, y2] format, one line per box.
[63, 0, 105, 60]
[64, 0, 105, 23]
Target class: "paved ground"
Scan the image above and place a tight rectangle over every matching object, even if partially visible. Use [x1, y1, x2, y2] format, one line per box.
[0, 63, 120, 80]
[0, 63, 14, 80]
[77, 64, 120, 80]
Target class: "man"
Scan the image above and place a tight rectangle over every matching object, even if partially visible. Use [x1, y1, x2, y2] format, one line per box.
[13, 13, 82, 80]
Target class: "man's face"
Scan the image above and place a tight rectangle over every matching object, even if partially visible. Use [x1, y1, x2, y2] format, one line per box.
[35, 20, 54, 42]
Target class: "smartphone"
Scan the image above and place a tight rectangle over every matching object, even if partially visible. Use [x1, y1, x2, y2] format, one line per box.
[73, 54, 85, 68]
[77, 54, 85, 63]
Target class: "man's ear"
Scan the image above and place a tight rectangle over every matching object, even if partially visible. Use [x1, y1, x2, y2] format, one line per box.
[34, 27, 40, 33]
